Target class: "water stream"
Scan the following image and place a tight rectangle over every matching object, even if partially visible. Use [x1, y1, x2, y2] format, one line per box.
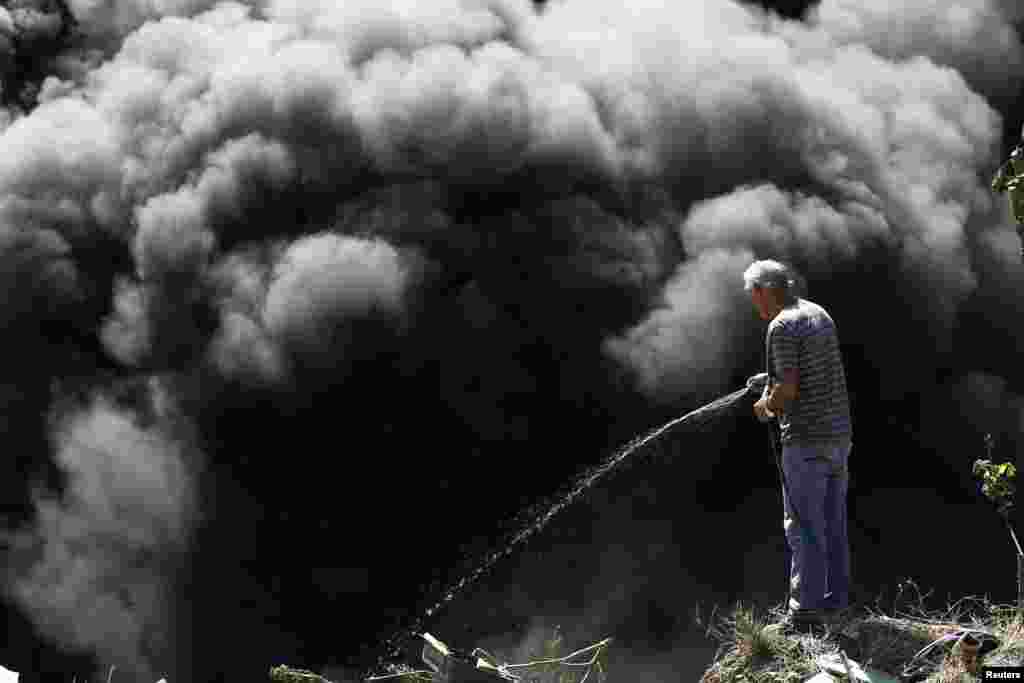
[372, 383, 754, 674]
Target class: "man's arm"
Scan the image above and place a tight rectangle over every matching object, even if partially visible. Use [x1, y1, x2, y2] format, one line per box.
[754, 368, 798, 419]
[755, 323, 801, 419]
[765, 367, 799, 415]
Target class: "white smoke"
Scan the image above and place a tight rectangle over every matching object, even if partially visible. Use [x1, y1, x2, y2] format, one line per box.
[207, 246, 287, 385]
[808, 0, 1024, 102]
[4, 380, 197, 681]
[66, 0, 226, 44]
[262, 233, 411, 367]
[605, 248, 757, 400]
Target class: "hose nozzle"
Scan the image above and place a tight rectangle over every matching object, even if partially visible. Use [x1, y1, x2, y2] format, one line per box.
[746, 372, 769, 395]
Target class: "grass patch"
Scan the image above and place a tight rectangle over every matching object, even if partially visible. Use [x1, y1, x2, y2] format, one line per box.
[698, 603, 836, 683]
[699, 592, 1024, 683]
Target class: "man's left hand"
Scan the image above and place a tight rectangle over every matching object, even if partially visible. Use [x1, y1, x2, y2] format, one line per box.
[754, 397, 774, 422]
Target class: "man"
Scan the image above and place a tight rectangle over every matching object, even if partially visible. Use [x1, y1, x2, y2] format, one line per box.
[743, 259, 853, 631]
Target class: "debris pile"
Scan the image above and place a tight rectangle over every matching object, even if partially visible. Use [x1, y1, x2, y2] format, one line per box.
[266, 632, 613, 683]
[364, 632, 612, 683]
[700, 601, 1024, 683]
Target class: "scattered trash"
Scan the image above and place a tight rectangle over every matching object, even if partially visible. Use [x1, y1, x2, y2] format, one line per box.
[899, 628, 1001, 682]
[810, 653, 900, 683]
[418, 633, 515, 682]
[958, 633, 981, 674]
[270, 664, 335, 682]
[366, 632, 612, 683]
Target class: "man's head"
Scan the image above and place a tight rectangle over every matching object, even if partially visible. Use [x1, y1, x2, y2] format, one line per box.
[743, 259, 797, 321]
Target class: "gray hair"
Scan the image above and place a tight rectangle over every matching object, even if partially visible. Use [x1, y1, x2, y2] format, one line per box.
[743, 259, 796, 294]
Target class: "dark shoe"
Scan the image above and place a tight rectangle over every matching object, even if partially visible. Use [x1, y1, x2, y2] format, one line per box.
[823, 604, 863, 627]
[823, 606, 852, 623]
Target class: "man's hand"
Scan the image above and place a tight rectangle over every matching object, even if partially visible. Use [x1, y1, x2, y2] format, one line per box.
[754, 396, 775, 423]
[757, 368, 799, 423]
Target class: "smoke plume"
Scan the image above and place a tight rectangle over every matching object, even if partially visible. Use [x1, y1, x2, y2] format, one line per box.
[3, 380, 196, 681]
[0, 0, 1022, 677]
[808, 0, 1024, 103]
[589, 0, 1008, 399]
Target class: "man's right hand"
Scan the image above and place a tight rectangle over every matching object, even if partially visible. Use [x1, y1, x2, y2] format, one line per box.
[754, 395, 775, 423]
[747, 373, 775, 422]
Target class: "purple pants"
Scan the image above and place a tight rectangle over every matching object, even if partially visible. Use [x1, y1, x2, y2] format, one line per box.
[780, 439, 852, 614]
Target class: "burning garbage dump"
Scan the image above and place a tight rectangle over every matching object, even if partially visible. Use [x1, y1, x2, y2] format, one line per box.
[0, 0, 1022, 680]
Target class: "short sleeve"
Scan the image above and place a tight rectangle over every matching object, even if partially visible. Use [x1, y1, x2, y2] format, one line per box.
[769, 321, 801, 379]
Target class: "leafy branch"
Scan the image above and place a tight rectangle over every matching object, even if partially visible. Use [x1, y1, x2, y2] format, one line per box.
[973, 458, 1017, 517]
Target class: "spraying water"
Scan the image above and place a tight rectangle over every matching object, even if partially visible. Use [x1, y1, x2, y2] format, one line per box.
[372, 383, 754, 674]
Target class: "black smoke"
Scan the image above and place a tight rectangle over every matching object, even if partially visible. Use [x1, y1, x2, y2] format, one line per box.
[0, 0, 1022, 681]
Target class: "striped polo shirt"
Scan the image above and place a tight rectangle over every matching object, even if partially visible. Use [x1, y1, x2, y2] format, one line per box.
[766, 298, 852, 445]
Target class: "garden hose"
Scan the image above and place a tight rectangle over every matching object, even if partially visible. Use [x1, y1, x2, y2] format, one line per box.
[746, 373, 818, 553]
